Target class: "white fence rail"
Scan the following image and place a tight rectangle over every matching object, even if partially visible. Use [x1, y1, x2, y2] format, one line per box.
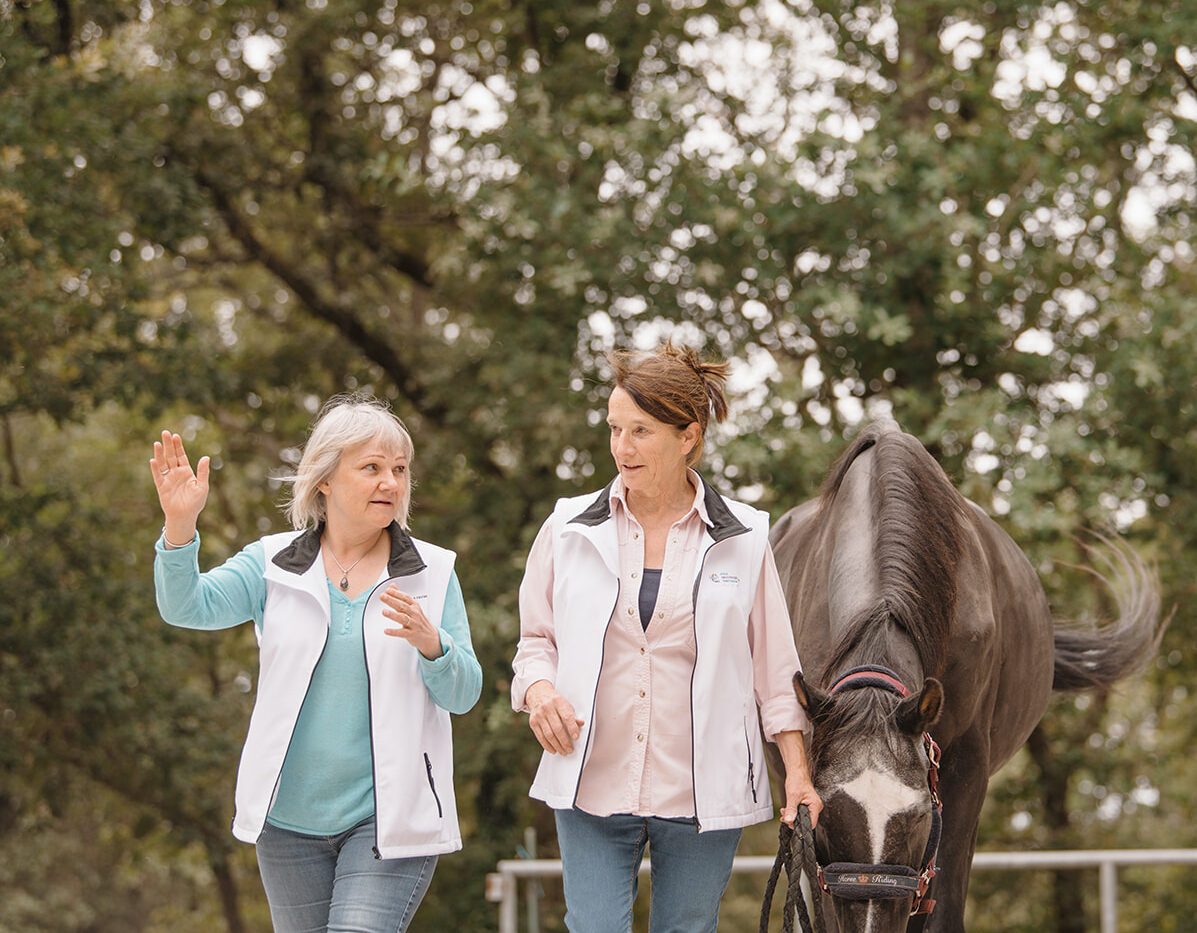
[486, 848, 1197, 933]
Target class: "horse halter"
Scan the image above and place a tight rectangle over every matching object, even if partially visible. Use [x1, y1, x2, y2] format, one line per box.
[816, 665, 943, 917]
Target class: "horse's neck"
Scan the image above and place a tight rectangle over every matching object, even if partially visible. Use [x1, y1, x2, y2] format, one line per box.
[825, 456, 880, 627]
[823, 462, 924, 688]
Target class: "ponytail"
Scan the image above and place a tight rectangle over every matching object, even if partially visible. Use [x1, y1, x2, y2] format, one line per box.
[666, 342, 730, 425]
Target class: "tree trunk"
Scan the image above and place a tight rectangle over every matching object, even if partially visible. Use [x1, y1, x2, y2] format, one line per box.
[1026, 725, 1086, 933]
[207, 841, 247, 933]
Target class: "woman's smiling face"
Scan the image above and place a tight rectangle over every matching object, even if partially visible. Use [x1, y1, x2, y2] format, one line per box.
[606, 386, 697, 498]
[319, 435, 409, 532]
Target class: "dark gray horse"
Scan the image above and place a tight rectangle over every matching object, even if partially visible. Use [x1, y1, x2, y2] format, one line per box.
[768, 418, 1161, 933]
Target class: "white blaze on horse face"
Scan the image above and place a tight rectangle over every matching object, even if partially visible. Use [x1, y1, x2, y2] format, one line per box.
[840, 766, 925, 863]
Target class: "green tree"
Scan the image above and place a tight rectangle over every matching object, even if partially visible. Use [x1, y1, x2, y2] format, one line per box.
[2, 0, 1194, 930]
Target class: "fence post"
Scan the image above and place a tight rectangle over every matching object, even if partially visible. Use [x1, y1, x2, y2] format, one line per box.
[525, 827, 540, 933]
[1099, 859, 1117, 933]
[499, 868, 517, 933]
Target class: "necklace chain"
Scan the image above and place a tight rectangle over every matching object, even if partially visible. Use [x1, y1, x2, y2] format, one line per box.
[325, 539, 376, 591]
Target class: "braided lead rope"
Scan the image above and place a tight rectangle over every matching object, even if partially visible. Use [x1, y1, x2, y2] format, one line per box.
[757, 820, 795, 933]
[795, 806, 827, 933]
[759, 805, 825, 933]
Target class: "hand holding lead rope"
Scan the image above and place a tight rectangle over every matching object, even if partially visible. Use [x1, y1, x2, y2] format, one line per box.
[759, 804, 826, 933]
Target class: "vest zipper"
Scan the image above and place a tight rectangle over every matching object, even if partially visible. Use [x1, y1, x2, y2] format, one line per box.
[363, 578, 394, 858]
[262, 621, 330, 835]
[362, 573, 429, 858]
[571, 581, 620, 808]
[745, 724, 758, 803]
[688, 524, 752, 831]
[688, 541, 715, 831]
[424, 752, 444, 818]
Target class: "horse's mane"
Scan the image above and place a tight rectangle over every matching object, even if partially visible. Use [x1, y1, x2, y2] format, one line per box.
[815, 419, 968, 687]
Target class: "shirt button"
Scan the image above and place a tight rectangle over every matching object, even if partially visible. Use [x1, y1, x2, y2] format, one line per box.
[633, 533, 640, 539]
[631, 571, 638, 579]
[657, 611, 664, 619]
[627, 607, 635, 615]
[640, 647, 646, 655]
[639, 690, 646, 698]
[636, 734, 644, 742]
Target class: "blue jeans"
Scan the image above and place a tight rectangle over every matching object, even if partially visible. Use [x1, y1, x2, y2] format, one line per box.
[554, 808, 742, 933]
[255, 817, 436, 933]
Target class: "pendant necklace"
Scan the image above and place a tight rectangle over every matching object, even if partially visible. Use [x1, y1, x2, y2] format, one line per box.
[326, 542, 370, 591]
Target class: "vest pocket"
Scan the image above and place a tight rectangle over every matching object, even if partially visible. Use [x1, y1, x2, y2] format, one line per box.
[423, 752, 444, 819]
[743, 723, 758, 803]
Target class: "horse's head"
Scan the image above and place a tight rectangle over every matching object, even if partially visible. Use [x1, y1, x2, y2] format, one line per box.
[795, 669, 943, 933]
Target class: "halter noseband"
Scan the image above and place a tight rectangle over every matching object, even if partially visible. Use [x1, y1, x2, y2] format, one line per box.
[816, 665, 943, 917]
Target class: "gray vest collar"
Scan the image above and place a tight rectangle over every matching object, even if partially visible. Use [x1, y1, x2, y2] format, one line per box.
[271, 522, 427, 577]
[567, 474, 749, 542]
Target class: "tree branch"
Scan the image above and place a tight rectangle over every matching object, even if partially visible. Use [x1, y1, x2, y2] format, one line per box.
[294, 36, 443, 288]
[1, 414, 22, 489]
[190, 163, 448, 421]
[1174, 58, 1197, 104]
[53, 0, 72, 57]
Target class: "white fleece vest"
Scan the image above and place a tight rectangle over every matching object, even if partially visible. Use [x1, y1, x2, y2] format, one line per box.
[529, 479, 775, 832]
[231, 529, 462, 857]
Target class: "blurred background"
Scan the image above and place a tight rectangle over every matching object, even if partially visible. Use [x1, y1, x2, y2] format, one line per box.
[1, 1, 1194, 930]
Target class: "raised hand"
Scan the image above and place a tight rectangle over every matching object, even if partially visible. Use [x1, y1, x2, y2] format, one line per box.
[150, 430, 211, 546]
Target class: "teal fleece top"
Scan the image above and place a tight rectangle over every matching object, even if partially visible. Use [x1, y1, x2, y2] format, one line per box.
[154, 532, 481, 835]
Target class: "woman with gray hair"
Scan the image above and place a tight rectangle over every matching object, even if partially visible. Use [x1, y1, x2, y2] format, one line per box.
[150, 394, 481, 933]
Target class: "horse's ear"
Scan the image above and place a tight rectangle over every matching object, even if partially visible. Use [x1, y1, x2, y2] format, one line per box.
[794, 671, 834, 723]
[895, 677, 943, 734]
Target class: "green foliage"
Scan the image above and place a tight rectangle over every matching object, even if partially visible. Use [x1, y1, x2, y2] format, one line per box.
[2, 0, 1195, 929]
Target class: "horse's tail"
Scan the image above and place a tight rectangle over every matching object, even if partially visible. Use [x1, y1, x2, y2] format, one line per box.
[1051, 532, 1167, 692]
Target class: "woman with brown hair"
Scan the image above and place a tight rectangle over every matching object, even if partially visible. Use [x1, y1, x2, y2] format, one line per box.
[512, 342, 821, 932]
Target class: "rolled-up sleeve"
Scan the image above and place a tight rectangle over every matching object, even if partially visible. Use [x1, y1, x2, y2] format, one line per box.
[749, 544, 811, 740]
[511, 517, 560, 712]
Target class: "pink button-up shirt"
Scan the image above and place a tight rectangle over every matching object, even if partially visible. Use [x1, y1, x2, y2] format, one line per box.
[513, 473, 808, 819]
